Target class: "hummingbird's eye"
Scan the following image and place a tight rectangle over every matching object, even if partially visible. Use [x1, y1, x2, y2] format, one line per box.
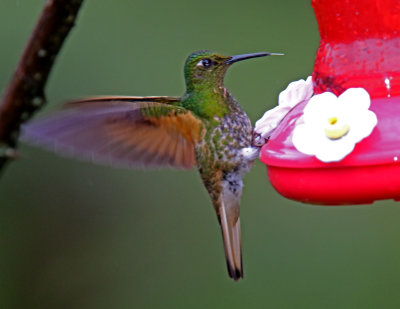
[197, 58, 213, 68]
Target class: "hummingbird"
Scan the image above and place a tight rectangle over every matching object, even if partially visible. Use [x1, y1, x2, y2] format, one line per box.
[22, 50, 282, 281]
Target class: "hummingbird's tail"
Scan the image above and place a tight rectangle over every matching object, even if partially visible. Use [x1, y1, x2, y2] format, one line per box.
[218, 197, 243, 281]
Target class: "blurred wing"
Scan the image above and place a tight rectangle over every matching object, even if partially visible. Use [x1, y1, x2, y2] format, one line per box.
[22, 96, 204, 169]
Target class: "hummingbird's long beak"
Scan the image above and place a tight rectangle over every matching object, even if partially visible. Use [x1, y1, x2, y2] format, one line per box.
[224, 52, 284, 64]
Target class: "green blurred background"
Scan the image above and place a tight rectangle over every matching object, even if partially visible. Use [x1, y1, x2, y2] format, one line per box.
[1, 1, 400, 308]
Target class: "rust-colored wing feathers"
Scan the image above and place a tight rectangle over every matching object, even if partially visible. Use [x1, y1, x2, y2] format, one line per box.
[22, 96, 204, 169]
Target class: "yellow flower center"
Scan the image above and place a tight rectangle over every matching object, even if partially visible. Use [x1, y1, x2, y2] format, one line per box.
[329, 117, 337, 125]
[324, 116, 350, 139]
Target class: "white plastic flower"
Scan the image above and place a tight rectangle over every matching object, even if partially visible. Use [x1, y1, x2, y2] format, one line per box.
[254, 76, 313, 140]
[292, 88, 377, 162]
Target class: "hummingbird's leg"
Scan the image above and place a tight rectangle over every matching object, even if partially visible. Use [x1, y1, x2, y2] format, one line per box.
[252, 132, 268, 147]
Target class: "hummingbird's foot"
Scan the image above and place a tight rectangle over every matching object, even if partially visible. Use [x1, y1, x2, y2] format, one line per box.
[252, 132, 268, 147]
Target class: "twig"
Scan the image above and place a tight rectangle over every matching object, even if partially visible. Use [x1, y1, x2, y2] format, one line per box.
[0, 0, 85, 172]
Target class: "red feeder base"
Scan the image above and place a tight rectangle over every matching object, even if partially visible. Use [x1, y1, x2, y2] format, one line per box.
[261, 96, 400, 205]
[267, 164, 400, 205]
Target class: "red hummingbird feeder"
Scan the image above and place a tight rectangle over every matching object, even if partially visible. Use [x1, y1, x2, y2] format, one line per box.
[260, 0, 400, 205]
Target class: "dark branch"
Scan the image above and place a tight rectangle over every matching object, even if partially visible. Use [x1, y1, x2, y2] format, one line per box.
[0, 0, 85, 172]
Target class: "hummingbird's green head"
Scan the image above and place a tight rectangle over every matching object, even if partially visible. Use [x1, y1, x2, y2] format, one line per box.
[183, 50, 282, 92]
[184, 50, 230, 90]
[182, 50, 283, 119]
